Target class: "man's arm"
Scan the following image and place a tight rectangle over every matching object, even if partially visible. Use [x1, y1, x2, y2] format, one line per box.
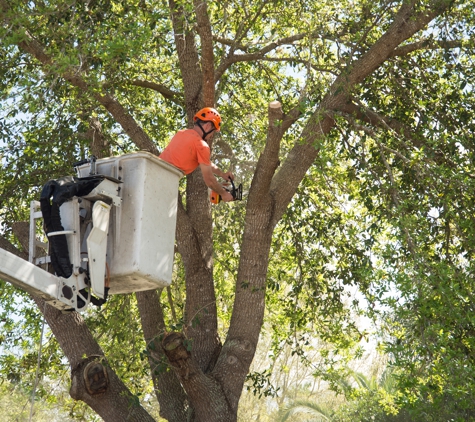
[200, 163, 234, 202]
[210, 163, 234, 181]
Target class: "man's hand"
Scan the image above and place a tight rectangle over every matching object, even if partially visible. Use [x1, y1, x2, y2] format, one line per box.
[220, 190, 234, 202]
[201, 163, 234, 202]
[221, 170, 234, 181]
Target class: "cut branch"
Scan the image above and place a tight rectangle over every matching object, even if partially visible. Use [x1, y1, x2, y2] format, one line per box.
[136, 289, 188, 421]
[162, 332, 233, 422]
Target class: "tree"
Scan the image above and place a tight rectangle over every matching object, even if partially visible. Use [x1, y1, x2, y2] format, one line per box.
[1, 0, 474, 421]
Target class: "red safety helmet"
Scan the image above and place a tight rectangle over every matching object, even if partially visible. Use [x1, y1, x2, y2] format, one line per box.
[194, 107, 222, 131]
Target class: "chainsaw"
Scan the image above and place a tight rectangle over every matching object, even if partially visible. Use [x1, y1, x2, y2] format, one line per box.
[210, 178, 243, 204]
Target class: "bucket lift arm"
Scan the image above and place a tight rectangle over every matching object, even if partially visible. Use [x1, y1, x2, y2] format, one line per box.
[0, 247, 77, 311]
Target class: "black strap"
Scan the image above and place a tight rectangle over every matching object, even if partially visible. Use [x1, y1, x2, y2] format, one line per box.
[196, 120, 216, 138]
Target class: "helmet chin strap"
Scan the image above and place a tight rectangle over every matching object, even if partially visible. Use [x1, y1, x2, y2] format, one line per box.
[196, 121, 216, 139]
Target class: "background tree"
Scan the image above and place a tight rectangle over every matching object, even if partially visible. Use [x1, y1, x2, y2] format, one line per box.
[1, 0, 474, 421]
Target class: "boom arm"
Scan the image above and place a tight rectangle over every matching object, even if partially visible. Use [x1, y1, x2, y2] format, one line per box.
[0, 247, 85, 311]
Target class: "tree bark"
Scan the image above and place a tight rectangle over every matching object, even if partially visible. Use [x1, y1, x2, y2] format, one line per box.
[162, 332, 234, 422]
[194, 0, 216, 109]
[136, 289, 189, 422]
[168, 0, 222, 376]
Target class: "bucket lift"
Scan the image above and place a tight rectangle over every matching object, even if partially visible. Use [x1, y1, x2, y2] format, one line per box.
[0, 152, 183, 312]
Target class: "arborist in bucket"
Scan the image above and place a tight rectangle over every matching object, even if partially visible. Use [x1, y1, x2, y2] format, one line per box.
[159, 107, 235, 202]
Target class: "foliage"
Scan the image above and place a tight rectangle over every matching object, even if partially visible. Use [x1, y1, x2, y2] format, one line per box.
[1, 0, 475, 420]
[0, 379, 71, 421]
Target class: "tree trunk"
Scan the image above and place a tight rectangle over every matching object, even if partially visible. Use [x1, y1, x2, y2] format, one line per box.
[136, 289, 189, 422]
[0, 0, 453, 420]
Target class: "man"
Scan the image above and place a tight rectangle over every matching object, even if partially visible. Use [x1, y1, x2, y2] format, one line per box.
[160, 107, 235, 202]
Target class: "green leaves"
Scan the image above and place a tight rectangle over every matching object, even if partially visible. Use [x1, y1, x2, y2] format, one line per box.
[1, 0, 475, 420]
[246, 369, 280, 399]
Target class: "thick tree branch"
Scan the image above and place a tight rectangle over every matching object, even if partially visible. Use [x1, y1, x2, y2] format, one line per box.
[1, 226, 154, 421]
[247, 101, 284, 202]
[391, 38, 471, 57]
[45, 300, 155, 422]
[194, 0, 215, 107]
[168, 0, 221, 381]
[175, 194, 221, 373]
[168, 1, 215, 322]
[132, 79, 183, 104]
[214, 103, 287, 411]
[208, 103, 302, 411]
[169, 0, 203, 123]
[270, 0, 451, 226]
[86, 117, 109, 159]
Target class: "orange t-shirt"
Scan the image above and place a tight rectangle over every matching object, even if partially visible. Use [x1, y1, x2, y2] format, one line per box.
[159, 129, 211, 175]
